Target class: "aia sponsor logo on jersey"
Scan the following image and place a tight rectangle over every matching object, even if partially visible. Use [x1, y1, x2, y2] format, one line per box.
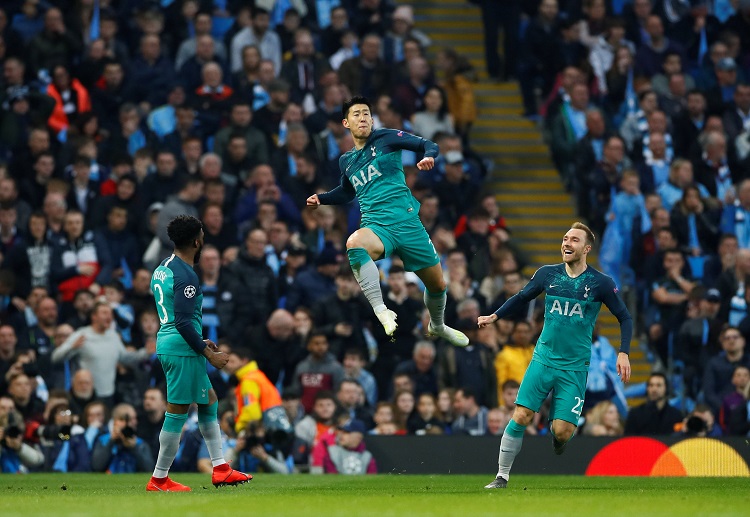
[549, 299, 584, 318]
[350, 164, 382, 190]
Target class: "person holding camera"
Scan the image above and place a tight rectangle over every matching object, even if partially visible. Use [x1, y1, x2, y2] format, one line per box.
[92, 403, 154, 473]
[0, 407, 44, 473]
[233, 421, 293, 474]
[5, 372, 45, 426]
[676, 404, 723, 437]
[40, 401, 90, 472]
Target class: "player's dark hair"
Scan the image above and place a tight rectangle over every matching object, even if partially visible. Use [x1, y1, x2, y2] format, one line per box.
[167, 215, 203, 250]
[342, 95, 372, 119]
[570, 222, 596, 246]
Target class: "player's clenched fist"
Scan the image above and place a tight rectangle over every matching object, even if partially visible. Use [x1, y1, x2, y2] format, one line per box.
[477, 314, 498, 328]
[204, 349, 229, 369]
[416, 157, 434, 171]
[306, 194, 320, 207]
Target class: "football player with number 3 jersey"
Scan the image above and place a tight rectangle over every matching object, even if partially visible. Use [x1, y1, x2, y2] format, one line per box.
[146, 215, 251, 492]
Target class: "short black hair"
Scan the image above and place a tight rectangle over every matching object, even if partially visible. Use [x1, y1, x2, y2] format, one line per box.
[306, 329, 328, 344]
[342, 95, 372, 119]
[388, 265, 405, 275]
[106, 279, 125, 293]
[231, 347, 254, 361]
[457, 386, 477, 401]
[167, 215, 203, 249]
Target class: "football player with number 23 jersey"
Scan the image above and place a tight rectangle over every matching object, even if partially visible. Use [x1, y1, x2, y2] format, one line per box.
[479, 222, 633, 489]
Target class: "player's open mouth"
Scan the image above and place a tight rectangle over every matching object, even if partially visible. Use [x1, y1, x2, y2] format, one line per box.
[563, 250, 573, 255]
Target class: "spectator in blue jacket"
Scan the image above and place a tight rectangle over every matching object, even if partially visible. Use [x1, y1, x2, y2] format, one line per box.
[41, 401, 91, 472]
[91, 403, 154, 473]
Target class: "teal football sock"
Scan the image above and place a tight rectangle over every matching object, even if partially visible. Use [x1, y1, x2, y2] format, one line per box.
[197, 402, 225, 467]
[497, 419, 527, 480]
[153, 412, 188, 478]
[424, 288, 447, 329]
[348, 247, 386, 313]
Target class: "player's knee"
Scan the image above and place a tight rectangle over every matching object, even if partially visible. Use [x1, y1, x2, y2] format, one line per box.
[347, 246, 372, 269]
[429, 277, 447, 293]
[346, 232, 365, 250]
[551, 421, 575, 442]
[512, 406, 534, 426]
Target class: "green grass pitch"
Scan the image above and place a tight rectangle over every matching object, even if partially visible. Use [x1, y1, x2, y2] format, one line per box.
[0, 474, 748, 517]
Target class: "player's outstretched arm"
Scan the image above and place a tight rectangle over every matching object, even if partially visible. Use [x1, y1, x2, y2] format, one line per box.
[478, 267, 547, 328]
[381, 128, 439, 158]
[478, 314, 498, 328]
[315, 172, 356, 206]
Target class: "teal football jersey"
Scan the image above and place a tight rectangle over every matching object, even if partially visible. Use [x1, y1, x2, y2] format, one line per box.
[317, 128, 439, 226]
[151, 254, 204, 357]
[494, 264, 632, 371]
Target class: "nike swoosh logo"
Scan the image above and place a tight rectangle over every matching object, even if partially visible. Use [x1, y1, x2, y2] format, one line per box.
[500, 449, 511, 453]
[549, 284, 558, 288]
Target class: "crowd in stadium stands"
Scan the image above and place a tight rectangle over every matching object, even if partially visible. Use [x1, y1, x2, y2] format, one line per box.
[0, 0, 749, 475]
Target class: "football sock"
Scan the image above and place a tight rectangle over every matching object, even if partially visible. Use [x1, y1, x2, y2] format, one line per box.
[348, 247, 386, 314]
[198, 402, 225, 468]
[497, 419, 526, 480]
[424, 288, 447, 329]
[153, 412, 188, 478]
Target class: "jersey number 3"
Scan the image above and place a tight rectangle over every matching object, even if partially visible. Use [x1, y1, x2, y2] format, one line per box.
[154, 283, 169, 324]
